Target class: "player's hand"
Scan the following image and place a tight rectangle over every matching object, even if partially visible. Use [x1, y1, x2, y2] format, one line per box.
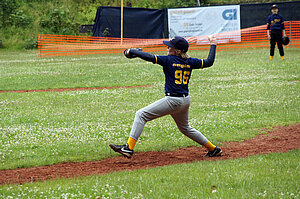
[268, 35, 271, 40]
[124, 49, 135, 59]
[124, 49, 130, 56]
[124, 48, 142, 59]
[208, 35, 217, 45]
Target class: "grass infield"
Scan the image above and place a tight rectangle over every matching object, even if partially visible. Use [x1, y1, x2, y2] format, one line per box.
[0, 47, 299, 197]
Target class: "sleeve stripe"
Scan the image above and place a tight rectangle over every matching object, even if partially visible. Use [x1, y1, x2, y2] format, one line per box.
[201, 59, 203, 68]
[155, 55, 157, 64]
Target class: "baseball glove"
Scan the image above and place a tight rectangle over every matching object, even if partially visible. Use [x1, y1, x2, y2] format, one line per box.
[282, 36, 290, 46]
[124, 48, 143, 59]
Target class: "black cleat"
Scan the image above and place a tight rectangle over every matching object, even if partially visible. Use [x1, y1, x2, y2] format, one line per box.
[109, 143, 133, 158]
[205, 146, 222, 157]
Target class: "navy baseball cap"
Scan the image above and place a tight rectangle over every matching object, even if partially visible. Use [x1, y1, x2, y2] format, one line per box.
[163, 36, 189, 52]
[271, 4, 278, 9]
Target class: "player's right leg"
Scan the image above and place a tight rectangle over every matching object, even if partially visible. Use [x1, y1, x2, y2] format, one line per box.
[109, 143, 133, 158]
[270, 34, 276, 61]
[129, 96, 179, 141]
[110, 96, 182, 158]
[276, 33, 285, 60]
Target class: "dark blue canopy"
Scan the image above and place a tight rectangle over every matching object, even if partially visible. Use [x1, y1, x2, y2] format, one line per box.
[93, 6, 167, 39]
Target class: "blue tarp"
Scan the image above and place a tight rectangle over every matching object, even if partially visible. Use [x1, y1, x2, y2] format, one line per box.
[92, 2, 300, 38]
[92, 6, 167, 38]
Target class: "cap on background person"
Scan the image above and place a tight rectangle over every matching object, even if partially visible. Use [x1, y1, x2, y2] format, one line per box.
[271, 4, 278, 10]
[163, 36, 189, 53]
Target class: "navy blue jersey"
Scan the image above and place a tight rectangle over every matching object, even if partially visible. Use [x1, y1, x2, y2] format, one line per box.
[154, 55, 204, 94]
[129, 45, 216, 95]
[267, 14, 285, 30]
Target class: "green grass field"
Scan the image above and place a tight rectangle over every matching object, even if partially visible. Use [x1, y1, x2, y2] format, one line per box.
[0, 47, 299, 198]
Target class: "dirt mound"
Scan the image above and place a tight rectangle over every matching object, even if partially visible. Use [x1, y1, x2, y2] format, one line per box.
[1, 123, 299, 185]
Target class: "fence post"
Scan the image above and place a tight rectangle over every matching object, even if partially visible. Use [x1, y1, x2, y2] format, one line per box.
[121, 0, 124, 45]
[289, 21, 292, 48]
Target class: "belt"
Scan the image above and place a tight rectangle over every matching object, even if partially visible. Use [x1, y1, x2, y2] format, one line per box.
[165, 93, 189, 97]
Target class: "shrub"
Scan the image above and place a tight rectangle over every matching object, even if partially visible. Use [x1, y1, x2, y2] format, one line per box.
[40, 7, 80, 35]
[0, 37, 3, 48]
[0, 0, 32, 28]
[24, 36, 38, 49]
[0, 0, 18, 28]
[9, 9, 33, 28]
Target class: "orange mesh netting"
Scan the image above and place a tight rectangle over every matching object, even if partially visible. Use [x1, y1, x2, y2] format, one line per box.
[38, 21, 300, 57]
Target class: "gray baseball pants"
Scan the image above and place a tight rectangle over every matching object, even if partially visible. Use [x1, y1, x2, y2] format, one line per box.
[129, 95, 209, 145]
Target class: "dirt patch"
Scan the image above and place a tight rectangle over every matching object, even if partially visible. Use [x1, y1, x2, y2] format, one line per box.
[1, 123, 299, 185]
[0, 85, 153, 93]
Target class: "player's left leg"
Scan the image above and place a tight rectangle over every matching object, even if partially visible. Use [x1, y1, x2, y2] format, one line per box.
[170, 96, 222, 157]
[276, 33, 285, 60]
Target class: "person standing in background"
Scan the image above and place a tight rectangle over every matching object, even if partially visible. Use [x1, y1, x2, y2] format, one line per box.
[267, 4, 286, 61]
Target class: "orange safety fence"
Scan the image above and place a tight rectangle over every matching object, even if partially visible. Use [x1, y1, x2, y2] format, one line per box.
[38, 21, 300, 57]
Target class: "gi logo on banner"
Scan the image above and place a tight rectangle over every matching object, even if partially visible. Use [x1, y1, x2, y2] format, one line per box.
[222, 9, 237, 20]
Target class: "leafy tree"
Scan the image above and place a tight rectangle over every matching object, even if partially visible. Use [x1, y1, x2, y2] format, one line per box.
[0, 0, 18, 28]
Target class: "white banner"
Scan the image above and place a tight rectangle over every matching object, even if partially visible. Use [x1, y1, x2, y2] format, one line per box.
[168, 5, 241, 43]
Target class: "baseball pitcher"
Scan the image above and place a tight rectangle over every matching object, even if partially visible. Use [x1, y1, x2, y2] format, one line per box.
[110, 36, 222, 158]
